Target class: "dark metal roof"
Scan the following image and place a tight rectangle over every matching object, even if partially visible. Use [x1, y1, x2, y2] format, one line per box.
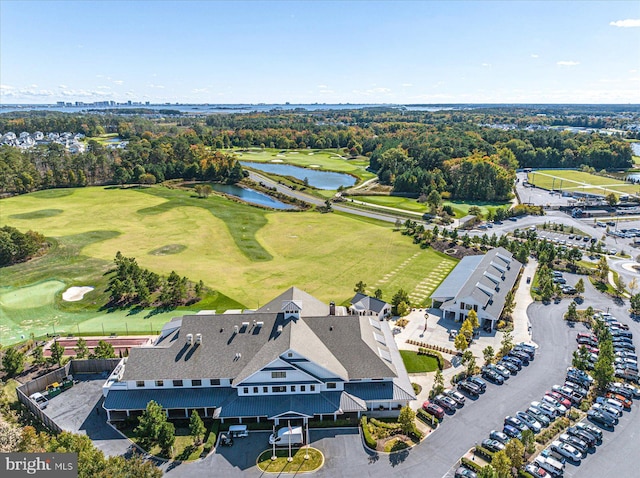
[344, 381, 415, 401]
[104, 387, 233, 411]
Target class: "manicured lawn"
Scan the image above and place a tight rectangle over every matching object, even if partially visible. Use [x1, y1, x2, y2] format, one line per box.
[528, 170, 640, 196]
[121, 424, 206, 461]
[355, 196, 507, 219]
[230, 148, 375, 182]
[256, 447, 323, 473]
[400, 350, 440, 373]
[1, 186, 457, 344]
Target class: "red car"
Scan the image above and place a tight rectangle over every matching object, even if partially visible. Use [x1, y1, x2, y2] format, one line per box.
[547, 392, 571, 409]
[422, 401, 445, 420]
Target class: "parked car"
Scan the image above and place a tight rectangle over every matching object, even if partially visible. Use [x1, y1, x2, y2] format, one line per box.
[567, 367, 594, 384]
[576, 421, 603, 440]
[564, 380, 589, 397]
[434, 394, 458, 412]
[547, 391, 572, 409]
[587, 409, 616, 427]
[524, 463, 549, 478]
[489, 430, 510, 444]
[503, 424, 522, 440]
[444, 389, 466, 407]
[467, 376, 487, 392]
[422, 401, 445, 420]
[510, 350, 531, 364]
[552, 385, 582, 404]
[611, 381, 640, 398]
[542, 395, 568, 415]
[551, 440, 583, 462]
[499, 360, 519, 374]
[482, 368, 505, 384]
[531, 400, 559, 419]
[559, 433, 588, 455]
[505, 415, 529, 432]
[454, 466, 477, 478]
[566, 426, 597, 448]
[596, 396, 624, 413]
[527, 407, 551, 427]
[607, 385, 634, 401]
[458, 380, 481, 397]
[615, 367, 639, 382]
[592, 403, 620, 422]
[481, 438, 505, 453]
[516, 411, 542, 433]
[535, 455, 565, 477]
[503, 355, 523, 369]
[489, 363, 511, 378]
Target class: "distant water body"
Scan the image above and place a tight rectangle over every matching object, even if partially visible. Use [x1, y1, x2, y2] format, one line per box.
[0, 103, 452, 114]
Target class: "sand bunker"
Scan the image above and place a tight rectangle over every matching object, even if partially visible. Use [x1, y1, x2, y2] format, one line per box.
[271, 159, 284, 163]
[309, 164, 320, 168]
[62, 286, 94, 302]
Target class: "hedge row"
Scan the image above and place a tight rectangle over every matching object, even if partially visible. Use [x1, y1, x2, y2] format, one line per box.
[361, 416, 377, 450]
[370, 417, 401, 430]
[416, 408, 439, 427]
[474, 445, 494, 462]
[417, 347, 445, 369]
[407, 339, 456, 356]
[535, 416, 570, 444]
[460, 457, 483, 473]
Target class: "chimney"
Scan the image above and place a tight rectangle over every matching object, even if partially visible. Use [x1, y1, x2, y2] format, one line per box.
[195, 333, 202, 345]
[186, 333, 193, 345]
[329, 301, 335, 315]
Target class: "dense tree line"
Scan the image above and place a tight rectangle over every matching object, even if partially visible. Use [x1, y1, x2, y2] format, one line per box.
[109, 251, 204, 307]
[1, 108, 634, 199]
[0, 226, 47, 267]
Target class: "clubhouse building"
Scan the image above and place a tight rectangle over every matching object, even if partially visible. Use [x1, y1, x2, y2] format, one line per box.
[430, 247, 522, 332]
[102, 287, 415, 425]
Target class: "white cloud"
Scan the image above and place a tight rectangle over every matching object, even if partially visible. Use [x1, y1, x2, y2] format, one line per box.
[531, 54, 539, 58]
[192, 88, 209, 93]
[401, 83, 413, 87]
[58, 84, 67, 89]
[0, 84, 15, 91]
[317, 84, 328, 89]
[352, 87, 392, 96]
[557, 60, 580, 67]
[147, 84, 165, 89]
[481, 63, 491, 68]
[1, 86, 54, 97]
[610, 19, 640, 28]
[113, 80, 124, 85]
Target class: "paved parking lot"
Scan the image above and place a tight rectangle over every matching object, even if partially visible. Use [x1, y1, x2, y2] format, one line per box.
[41, 374, 132, 457]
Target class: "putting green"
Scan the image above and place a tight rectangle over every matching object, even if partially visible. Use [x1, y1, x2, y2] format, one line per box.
[0, 280, 65, 309]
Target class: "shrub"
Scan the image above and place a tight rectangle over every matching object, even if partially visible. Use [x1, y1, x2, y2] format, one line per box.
[475, 445, 494, 461]
[361, 416, 377, 450]
[416, 408, 439, 427]
[461, 457, 483, 473]
[412, 382, 422, 395]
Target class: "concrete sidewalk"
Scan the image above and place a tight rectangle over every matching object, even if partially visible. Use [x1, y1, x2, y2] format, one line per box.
[512, 258, 537, 345]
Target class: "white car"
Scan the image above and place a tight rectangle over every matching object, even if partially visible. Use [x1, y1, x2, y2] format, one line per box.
[29, 392, 48, 409]
[531, 401, 558, 419]
[542, 395, 567, 414]
[551, 440, 583, 462]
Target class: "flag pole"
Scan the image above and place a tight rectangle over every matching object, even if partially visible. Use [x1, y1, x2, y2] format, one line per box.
[304, 421, 310, 460]
[271, 424, 276, 461]
[287, 420, 293, 462]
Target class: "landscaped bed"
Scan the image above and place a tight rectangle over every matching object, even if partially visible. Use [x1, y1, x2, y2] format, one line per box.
[256, 447, 323, 473]
[361, 416, 420, 452]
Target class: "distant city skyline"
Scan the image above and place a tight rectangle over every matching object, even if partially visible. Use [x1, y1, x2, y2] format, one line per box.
[1, 1, 639, 104]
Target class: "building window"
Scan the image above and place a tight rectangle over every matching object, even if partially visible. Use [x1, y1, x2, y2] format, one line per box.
[287, 352, 293, 358]
[273, 386, 286, 393]
[173, 380, 183, 387]
[326, 382, 337, 389]
[155, 380, 164, 387]
[460, 302, 465, 310]
[263, 386, 268, 393]
[310, 385, 316, 391]
[210, 379, 220, 386]
[243, 387, 248, 394]
[473, 304, 478, 312]
[192, 379, 202, 387]
[272, 371, 286, 379]
[136, 381, 145, 388]
[301, 385, 306, 392]
[291, 385, 296, 392]
[253, 386, 258, 394]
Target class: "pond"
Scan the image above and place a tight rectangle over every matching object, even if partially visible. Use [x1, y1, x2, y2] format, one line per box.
[210, 183, 295, 210]
[631, 143, 640, 156]
[240, 161, 356, 190]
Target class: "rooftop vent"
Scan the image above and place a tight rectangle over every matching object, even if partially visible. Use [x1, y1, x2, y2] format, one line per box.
[186, 333, 193, 345]
[330, 326, 333, 331]
[256, 321, 264, 328]
[234, 325, 239, 334]
[195, 333, 202, 345]
[241, 321, 249, 330]
[234, 352, 242, 360]
[277, 325, 283, 334]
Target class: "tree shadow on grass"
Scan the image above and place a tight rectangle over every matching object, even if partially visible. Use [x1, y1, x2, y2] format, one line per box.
[145, 305, 176, 319]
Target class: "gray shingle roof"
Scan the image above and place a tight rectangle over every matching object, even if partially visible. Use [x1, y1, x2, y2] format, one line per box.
[256, 287, 329, 317]
[104, 387, 233, 411]
[121, 288, 398, 383]
[351, 293, 390, 314]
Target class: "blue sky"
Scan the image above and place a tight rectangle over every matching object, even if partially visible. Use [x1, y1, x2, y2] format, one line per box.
[1, 1, 639, 104]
